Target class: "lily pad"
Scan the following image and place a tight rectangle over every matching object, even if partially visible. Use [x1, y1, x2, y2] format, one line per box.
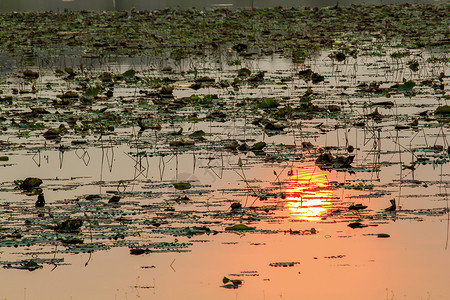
[348, 222, 367, 229]
[55, 219, 84, 233]
[174, 182, 192, 190]
[123, 69, 136, 79]
[435, 106, 450, 115]
[269, 261, 300, 267]
[225, 224, 255, 231]
[377, 233, 390, 238]
[349, 204, 368, 210]
[23, 70, 39, 79]
[189, 130, 205, 138]
[251, 141, 267, 151]
[221, 277, 243, 289]
[257, 98, 279, 109]
[6, 260, 43, 271]
[17, 177, 42, 190]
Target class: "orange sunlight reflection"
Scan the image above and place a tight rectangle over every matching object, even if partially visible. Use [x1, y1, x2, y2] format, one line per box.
[285, 165, 333, 221]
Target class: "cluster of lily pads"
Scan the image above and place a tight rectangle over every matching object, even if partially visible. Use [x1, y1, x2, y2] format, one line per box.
[0, 4, 448, 273]
[0, 4, 448, 60]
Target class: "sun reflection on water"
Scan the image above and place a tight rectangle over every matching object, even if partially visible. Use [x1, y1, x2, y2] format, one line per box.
[285, 165, 333, 221]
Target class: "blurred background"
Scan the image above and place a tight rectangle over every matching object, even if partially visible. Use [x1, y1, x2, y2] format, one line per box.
[0, 0, 442, 12]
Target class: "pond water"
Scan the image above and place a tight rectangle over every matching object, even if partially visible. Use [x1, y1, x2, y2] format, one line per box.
[0, 0, 444, 12]
[0, 4, 449, 300]
[0, 45, 449, 298]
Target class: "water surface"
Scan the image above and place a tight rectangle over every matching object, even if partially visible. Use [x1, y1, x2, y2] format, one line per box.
[0, 49, 448, 299]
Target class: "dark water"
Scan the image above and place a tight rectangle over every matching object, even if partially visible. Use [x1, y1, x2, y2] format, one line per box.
[0, 0, 442, 12]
